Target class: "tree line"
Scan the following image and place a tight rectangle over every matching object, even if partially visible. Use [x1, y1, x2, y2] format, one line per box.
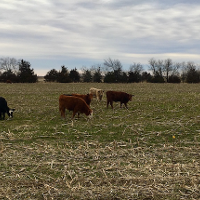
[0, 58, 37, 83]
[1, 57, 200, 83]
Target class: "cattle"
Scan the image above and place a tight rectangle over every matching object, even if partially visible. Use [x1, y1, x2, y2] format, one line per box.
[59, 95, 93, 120]
[0, 97, 15, 120]
[89, 87, 104, 101]
[6, 80, 12, 84]
[106, 91, 133, 109]
[64, 93, 93, 106]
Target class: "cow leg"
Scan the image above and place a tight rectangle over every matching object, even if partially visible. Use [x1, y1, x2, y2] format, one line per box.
[72, 111, 76, 119]
[110, 101, 113, 109]
[60, 108, 66, 119]
[2, 112, 5, 120]
[107, 100, 109, 108]
[124, 103, 128, 109]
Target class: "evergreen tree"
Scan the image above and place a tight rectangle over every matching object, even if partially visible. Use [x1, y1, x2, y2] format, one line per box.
[128, 71, 141, 83]
[141, 72, 152, 82]
[104, 71, 116, 83]
[18, 60, 37, 83]
[82, 70, 92, 82]
[44, 69, 58, 82]
[151, 71, 165, 83]
[69, 68, 80, 82]
[168, 74, 181, 83]
[93, 67, 102, 82]
[181, 62, 200, 83]
[185, 68, 200, 83]
[57, 66, 71, 83]
[0, 69, 19, 83]
[120, 72, 128, 83]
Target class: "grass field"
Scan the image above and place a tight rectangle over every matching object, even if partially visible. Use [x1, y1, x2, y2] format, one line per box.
[1, 82, 200, 200]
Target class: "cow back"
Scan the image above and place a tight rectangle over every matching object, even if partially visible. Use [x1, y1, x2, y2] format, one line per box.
[106, 91, 132, 102]
[71, 93, 93, 105]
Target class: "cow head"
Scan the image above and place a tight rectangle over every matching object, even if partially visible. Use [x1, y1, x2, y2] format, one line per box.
[98, 90, 104, 100]
[8, 109, 15, 118]
[129, 94, 133, 101]
[88, 110, 93, 119]
[86, 93, 93, 99]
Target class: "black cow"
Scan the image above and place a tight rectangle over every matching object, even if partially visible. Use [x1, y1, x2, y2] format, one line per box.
[0, 97, 15, 120]
[106, 91, 133, 109]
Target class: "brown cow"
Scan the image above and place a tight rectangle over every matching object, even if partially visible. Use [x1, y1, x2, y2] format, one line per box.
[71, 93, 93, 106]
[59, 95, 93, 119]
[64, 93, 93, 106]
[6, 80, 12, 84]
[106, 91, 133, 109]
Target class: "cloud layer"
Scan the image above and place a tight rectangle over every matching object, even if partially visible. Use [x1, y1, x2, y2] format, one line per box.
[1, 0, 200, 75]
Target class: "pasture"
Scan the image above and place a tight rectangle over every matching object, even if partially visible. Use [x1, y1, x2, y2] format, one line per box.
[1, 82, 200, 199]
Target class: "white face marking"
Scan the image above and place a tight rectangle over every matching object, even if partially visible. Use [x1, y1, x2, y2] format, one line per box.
[9, 109, 14, 117]
[88, 111, 93, 119]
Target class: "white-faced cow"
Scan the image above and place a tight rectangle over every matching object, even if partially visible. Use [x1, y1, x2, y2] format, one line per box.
[59, 95, 93, 120]
[89, 87, 104, 101]
[106, 91, 133, 109]
[0, 97, 15, 120]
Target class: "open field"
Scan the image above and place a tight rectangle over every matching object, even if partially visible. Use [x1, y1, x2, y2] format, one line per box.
[1, 82, 200, 199]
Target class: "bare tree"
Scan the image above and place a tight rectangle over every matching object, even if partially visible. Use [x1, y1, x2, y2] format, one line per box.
[104, 58, 124, 82]
[148, 58, 157, 76]
[0, 57, 19, 74]
[172, 62, 181, 75]
[149, 58, 183, 82]
[163, 58, 173, 82]
[129, 63, 143, 74]
[104, 57, 123, 72]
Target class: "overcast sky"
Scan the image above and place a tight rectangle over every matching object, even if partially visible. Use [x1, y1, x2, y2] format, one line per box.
[1, 0, 200, 75]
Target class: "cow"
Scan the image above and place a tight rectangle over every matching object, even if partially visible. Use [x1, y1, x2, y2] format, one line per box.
[106, 91, 133, 109]
[89, 87, 104, 101]
[0, 97, 15, 120]
[59, 95, 93, 120]
[64, 93, 93, 106]
[6, 80, 12, 84]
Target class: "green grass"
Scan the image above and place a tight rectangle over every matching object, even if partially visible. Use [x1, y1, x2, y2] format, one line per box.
[1, 82, 200, 199]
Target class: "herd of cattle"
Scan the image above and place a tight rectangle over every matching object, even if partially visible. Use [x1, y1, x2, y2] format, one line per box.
[0, 87, 133, 121]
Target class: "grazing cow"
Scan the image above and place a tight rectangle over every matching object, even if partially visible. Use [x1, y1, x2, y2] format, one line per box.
[59, 95, 93, 120]
[0, 97, 15, 120]
[64, 93, 93, 106]
[89, 87, 104, 101]
[6, 80, 12, 84]
[106, 91, 133, 109]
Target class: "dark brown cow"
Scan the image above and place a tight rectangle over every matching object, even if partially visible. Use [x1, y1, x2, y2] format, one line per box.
[59, 95, 93, 119]
[6, 80, 12, 84]
[106, 91, 133, 109]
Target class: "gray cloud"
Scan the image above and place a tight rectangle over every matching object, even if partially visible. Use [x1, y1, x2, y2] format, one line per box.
[0, 0, 200, 75]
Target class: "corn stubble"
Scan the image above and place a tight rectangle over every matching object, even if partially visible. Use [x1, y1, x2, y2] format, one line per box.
[1, 82, 200, 199]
